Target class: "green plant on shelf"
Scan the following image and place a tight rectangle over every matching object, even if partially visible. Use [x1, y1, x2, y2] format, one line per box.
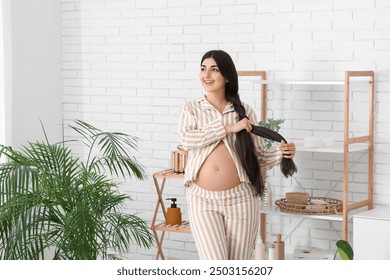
[258, 118, 285, 149]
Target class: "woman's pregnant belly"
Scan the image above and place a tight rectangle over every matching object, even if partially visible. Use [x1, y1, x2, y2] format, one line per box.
[194, 141, 241, 191]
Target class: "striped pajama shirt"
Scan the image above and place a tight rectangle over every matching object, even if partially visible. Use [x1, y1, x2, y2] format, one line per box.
[178, 97, 281, 260]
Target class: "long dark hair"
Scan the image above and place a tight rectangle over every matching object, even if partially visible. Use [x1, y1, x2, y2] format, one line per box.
[201, 50, 264, 196]
[251, 126, 297, 177]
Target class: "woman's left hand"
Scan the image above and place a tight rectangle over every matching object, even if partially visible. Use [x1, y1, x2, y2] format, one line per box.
[279, 140, 296, 159]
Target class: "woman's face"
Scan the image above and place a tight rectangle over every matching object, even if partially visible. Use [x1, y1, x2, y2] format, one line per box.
[199, 58, 227, 94]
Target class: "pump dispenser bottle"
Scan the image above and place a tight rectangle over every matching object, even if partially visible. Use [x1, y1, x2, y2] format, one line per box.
[255, 236, 266, 260]
[166, 198, 182, 225]
[272, 233, 285, 260]
[268, 243, 276, 260]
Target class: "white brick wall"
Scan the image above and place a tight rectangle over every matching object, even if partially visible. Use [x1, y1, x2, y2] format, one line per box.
[61, 0, 390, 260]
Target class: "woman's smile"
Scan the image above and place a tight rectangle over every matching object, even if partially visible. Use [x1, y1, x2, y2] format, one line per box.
[203, 79, 215, 85]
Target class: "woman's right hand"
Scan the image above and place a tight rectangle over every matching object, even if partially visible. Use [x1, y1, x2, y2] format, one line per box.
[226, 118, 254, 134]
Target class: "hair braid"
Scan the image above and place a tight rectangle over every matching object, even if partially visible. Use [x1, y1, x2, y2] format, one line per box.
[228, 95, 264, 196]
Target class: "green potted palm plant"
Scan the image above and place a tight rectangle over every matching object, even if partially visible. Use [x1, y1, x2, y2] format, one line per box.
[0, 120, 154, 260]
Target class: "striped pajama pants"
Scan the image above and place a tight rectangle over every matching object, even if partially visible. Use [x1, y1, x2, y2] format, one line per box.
[186, 182, 259, 260]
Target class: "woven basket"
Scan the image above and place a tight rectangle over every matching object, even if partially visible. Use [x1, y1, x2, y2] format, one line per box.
[275, 197, 343, 215]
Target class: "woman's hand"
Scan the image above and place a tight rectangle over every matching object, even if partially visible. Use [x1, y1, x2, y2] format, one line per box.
[225, 118, 254, 134]
[279, 140, 296, 159]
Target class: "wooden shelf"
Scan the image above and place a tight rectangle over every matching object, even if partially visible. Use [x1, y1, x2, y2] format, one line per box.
[153, 220, 191, 233]
[151, 169, 187, 260]
[238, 77, 372, 86]
[262, 206, 344, 222]
[254, 79, 371, 86]
[295, 141, 369, 153]
[257, 80, 345, 85]
[153, 169, 184, 179]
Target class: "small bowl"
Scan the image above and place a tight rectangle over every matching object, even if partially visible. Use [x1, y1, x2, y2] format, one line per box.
[285, 192, 309, 205]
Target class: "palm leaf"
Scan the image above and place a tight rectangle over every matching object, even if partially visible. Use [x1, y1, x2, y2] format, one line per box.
[70, 121, 147, 180]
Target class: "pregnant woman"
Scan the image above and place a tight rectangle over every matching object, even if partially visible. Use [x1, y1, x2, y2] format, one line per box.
[178, 50, 295, 260]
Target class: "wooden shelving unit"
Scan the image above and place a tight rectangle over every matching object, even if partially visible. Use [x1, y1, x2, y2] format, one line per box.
[238, 70, 375, 242]
[151, 169, 189, 260]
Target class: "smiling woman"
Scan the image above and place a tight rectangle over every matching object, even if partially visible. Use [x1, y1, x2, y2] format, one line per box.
[178, 50, 296, 260]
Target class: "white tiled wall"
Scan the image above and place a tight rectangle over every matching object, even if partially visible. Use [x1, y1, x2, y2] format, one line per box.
[61, 0, 390, 259]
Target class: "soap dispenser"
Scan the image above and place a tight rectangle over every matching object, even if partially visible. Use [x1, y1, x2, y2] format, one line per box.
[268, 243, 276, 260]
[272, 233, 285, 260]
[255, 235, 266, 260]
[166, 198, 182, 225]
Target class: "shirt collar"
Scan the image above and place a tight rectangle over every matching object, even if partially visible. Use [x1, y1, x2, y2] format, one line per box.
[200, 96, 235, 115]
